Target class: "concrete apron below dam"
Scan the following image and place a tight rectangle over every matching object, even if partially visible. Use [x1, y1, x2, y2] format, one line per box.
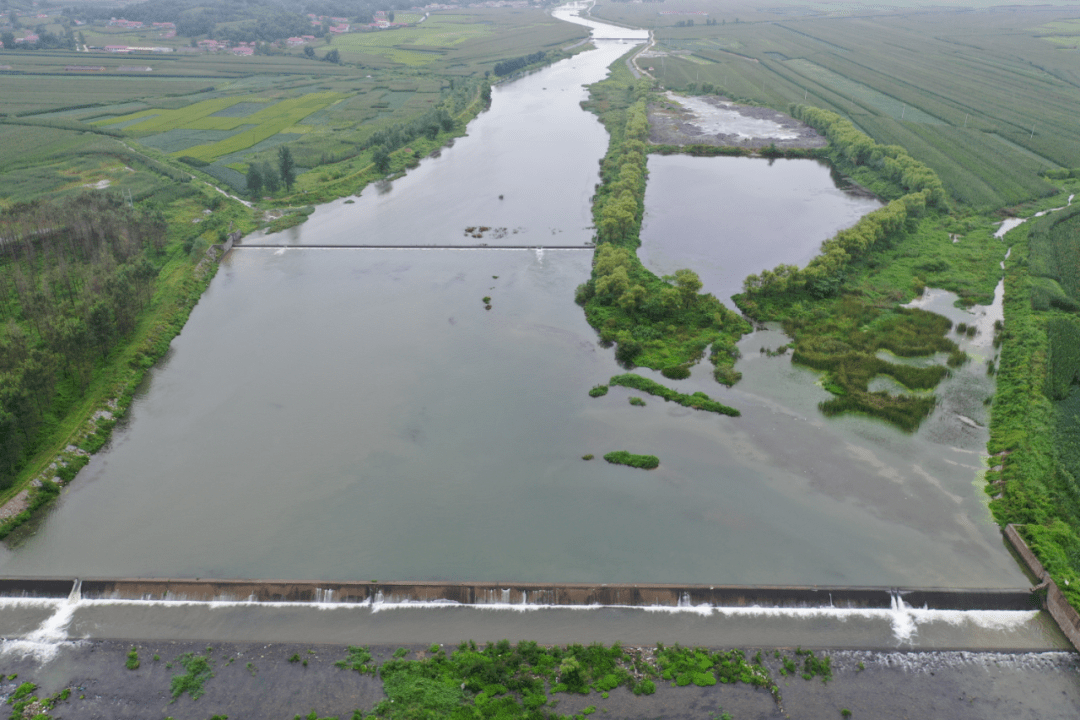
[0, 578, 1072, 654]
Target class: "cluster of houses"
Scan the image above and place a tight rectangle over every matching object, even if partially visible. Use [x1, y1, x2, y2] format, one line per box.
[195, 38, 259, 55]
[103, 45, 173, 53]
[105, 19, 176, 38]
[107, 18, 145, 29]
[307, 14, 352, 33]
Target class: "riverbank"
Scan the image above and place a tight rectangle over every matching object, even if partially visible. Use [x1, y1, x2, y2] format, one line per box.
[0, 194, 257, 541]
[1, 639, 1076, 720]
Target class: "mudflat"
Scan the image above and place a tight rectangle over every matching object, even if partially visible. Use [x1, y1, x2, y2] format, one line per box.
[648, 92, 827, 149]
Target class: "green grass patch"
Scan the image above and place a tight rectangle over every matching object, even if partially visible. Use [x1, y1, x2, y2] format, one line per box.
[603, 451, 660, 470]
[170, 653, 214, 701]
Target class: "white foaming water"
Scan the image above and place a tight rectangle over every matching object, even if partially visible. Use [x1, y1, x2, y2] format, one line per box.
[0, 581, 83, 662]
[995, 218, 1027, 238]
[0, 593, 1044, 661]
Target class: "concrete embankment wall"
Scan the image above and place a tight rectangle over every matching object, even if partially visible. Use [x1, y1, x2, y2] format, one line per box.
[0, 577, 1038, 611]
[1004, 523, 1080, 651]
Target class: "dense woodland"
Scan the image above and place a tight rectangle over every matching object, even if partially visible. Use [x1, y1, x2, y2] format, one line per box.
[0, 193, 166, 490]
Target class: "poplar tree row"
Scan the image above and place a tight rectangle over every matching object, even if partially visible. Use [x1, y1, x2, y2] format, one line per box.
[742, 106, 948, 299]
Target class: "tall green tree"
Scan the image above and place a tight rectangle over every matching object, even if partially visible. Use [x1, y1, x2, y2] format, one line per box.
[261, 163, 280, 193]
[246, 163, 263, 197]
[372, 146, 390, 174]
[277, 146, 295, 192]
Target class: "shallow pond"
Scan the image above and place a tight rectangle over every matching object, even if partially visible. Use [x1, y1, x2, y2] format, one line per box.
[638, 154, 881, 306]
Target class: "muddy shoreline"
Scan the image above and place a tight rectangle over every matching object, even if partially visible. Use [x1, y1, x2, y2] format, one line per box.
[648, 94, 828, 150]
[1, 640, 1077, 719]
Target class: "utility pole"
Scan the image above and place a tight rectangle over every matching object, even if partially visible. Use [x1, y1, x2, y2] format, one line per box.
[964, 113, 969, 128]
[901, 103, 906, 120]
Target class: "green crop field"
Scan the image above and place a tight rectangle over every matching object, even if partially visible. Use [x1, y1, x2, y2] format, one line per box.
[95, 92, 343, 162]
[330, 15, 497, 66]
[594, 0, 1080, 210]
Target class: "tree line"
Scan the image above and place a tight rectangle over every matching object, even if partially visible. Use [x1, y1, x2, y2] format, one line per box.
[0, 193, 167, 490]
[358, 80, 483, 172]
[247, 146, 297, 197]
[741, 106, 948, 300]
[578, 75, 749, 383]
[493, 51, 546, 78]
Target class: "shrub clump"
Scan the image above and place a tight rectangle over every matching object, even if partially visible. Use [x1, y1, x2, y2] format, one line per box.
[603, 451, 659, 470]
[661, 365, 691, 380]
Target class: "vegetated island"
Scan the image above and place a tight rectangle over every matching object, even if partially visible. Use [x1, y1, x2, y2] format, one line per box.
[603, 450, 660, 470]
[610, 373, 739, 417]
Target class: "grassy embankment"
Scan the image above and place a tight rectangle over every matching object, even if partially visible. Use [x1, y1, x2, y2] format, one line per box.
[988, 204, 1080, 609]
[0, 190, 257, 539]
[577, 52, 751, 386]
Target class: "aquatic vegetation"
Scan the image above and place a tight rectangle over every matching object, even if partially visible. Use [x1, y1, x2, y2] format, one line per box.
[582, 454, 594, 461]
[628, 396, 646, 406]
[786, 306, 953, 432]
[588, 384, 609, 398]
[603, 451, 660, 469]
[609, 373, 739, 417]
[661, 365, 691, 379]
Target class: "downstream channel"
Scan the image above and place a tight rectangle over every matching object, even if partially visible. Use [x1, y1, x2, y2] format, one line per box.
[0, 2, 1035, 631]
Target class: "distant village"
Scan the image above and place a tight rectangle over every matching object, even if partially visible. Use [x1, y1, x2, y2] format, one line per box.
[0, 1, 543, 53]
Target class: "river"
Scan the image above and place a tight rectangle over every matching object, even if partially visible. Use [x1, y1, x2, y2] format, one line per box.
[0, 3, 1029, 595]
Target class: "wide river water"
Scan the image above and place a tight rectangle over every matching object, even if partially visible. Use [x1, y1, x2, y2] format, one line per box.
[0, 5, 1029, 595]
